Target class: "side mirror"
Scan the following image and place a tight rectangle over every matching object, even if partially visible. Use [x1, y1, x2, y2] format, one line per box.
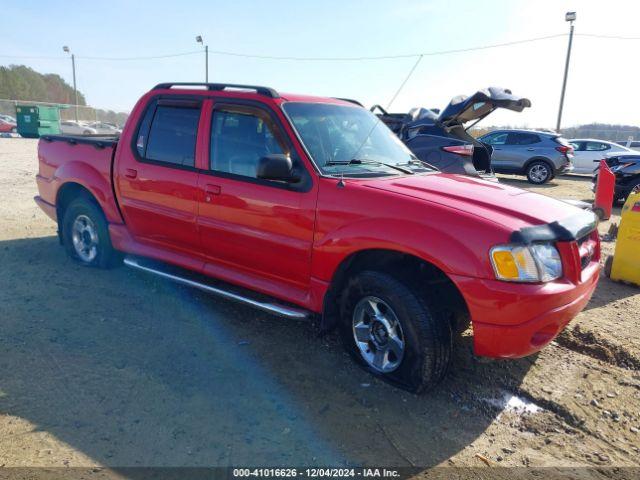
[257, 154, 298, 182]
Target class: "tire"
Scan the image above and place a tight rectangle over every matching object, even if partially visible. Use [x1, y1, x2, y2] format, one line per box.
[526, 161, 553, 184]
[593, 207, 606, 221]
[61, 197, 119, 268]
[339, 270, 452, 393]
[604, 256, 613, 278]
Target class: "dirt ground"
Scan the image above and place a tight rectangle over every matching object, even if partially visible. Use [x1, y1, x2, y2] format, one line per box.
[0, 138, 639, 473]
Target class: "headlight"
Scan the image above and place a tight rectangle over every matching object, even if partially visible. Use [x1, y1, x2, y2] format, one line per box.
[490, 243, 562, 283]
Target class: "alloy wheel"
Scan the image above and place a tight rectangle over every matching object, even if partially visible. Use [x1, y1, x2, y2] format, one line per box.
[352, 296, 405, 373]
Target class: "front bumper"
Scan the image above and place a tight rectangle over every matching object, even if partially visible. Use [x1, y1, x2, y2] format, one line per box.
[450, 261, 600, 358]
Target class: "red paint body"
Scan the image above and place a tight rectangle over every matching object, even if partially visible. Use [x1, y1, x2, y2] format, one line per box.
[594, 160, 616, 220]
[34, 87, 601, 358]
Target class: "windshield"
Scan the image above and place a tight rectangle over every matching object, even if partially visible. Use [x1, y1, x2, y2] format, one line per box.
[283, 102, 430, 176]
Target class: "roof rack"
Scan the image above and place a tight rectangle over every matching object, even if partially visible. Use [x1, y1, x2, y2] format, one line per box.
[152, 82, 280, 98]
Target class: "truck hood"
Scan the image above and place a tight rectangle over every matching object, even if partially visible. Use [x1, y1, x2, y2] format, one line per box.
[438, 87, 531, 127]
[363, 173, 595, 237]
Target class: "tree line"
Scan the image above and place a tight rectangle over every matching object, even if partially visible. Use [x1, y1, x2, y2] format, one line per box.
[0, 65, 129, 125]
[0, 65, 87, 105]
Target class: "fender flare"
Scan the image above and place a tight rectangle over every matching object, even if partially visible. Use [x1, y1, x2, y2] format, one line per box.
[54, 161, 122, 224]
[312, 217, 490, 282]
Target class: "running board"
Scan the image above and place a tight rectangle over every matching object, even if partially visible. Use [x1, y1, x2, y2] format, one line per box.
[123, 257, 310, 320]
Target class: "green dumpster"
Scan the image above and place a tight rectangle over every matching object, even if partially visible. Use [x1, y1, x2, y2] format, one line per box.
[16, 105, 61, 138]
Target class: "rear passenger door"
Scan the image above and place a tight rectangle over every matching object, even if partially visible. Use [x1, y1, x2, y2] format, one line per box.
[504, 132, 541, 170]
[115, 97, 204, 257]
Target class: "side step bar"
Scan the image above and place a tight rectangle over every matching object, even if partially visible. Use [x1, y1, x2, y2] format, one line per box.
[123, 257, 310, 320]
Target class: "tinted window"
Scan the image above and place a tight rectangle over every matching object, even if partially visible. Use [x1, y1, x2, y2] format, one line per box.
[585, 141, 609, 151]
[210, 106, 286, 178]
[482, 132, 508, 145]
[506, 133, 540, 145]
[145, 105, 200, 167]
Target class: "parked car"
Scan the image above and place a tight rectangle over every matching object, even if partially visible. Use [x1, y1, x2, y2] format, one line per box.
[59, 120, 98, 135]
[35, 82, 600, 393]
[0, 114, 17, 124]
[569, 138, 633, 174]
[373, 87, 531, 181]
[0, 118, 17, 133]
[479, 129, 574, 184]
[593, 153, 640, 203]
[87, 122, 123, 135]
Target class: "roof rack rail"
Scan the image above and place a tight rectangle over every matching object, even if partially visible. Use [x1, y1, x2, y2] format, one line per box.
[334, 97, 364, 107]
[153, 82, 279, 98]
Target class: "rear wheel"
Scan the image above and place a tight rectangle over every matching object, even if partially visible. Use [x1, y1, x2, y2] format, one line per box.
[526, 161, 553, 184]
[340, 270, 452, 393]
[62, 197, 119, 268]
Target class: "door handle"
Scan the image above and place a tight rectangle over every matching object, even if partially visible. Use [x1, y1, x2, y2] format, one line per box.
[527, 148, 535, 151]
[124, 168, 137, 179]
[204, 184, 221, 203]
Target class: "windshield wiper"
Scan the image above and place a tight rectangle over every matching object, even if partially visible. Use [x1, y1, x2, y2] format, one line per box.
[325, 158, 414, 174]
[398, 158, 439, 172]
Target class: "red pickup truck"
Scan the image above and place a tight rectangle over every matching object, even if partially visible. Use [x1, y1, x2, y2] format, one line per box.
[35, 82, 600, 392]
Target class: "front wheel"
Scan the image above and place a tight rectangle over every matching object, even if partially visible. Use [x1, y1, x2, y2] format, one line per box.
[62, 197, 119, 268]
[526, 161, 553, 184]
[340, 270, 452, 393]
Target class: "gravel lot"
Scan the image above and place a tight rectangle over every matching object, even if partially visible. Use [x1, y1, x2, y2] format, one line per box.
[1, 138, 639, 472]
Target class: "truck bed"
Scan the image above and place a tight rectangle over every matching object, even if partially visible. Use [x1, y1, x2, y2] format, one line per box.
[36, 133, 122, 224]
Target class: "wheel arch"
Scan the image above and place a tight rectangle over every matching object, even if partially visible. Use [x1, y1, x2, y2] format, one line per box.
[320, 248, 470, 334]
[55, 182, 108, 241]
[524, 156, 554, 172]
[53, 160, 123, 225]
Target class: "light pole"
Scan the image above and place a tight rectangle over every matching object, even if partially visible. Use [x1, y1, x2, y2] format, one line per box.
[196, 35, 209, 82]
[62, 45, 79, 122]
[556, 11, 576, 132]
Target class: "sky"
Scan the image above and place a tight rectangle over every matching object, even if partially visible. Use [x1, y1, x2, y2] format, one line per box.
[1, 0, 639, 128]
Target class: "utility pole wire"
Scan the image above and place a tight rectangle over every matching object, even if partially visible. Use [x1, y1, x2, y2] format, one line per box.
[0, 32, 638, 63]
[0, 34, 567, 62]
[208, 34, 568, 61]
[79, 51, 203, 61]
[387, 55, 423, 110]
[576, 33, 640, 40]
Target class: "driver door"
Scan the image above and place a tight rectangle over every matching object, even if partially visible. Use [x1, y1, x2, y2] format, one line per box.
[196, 100, 318, 303]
